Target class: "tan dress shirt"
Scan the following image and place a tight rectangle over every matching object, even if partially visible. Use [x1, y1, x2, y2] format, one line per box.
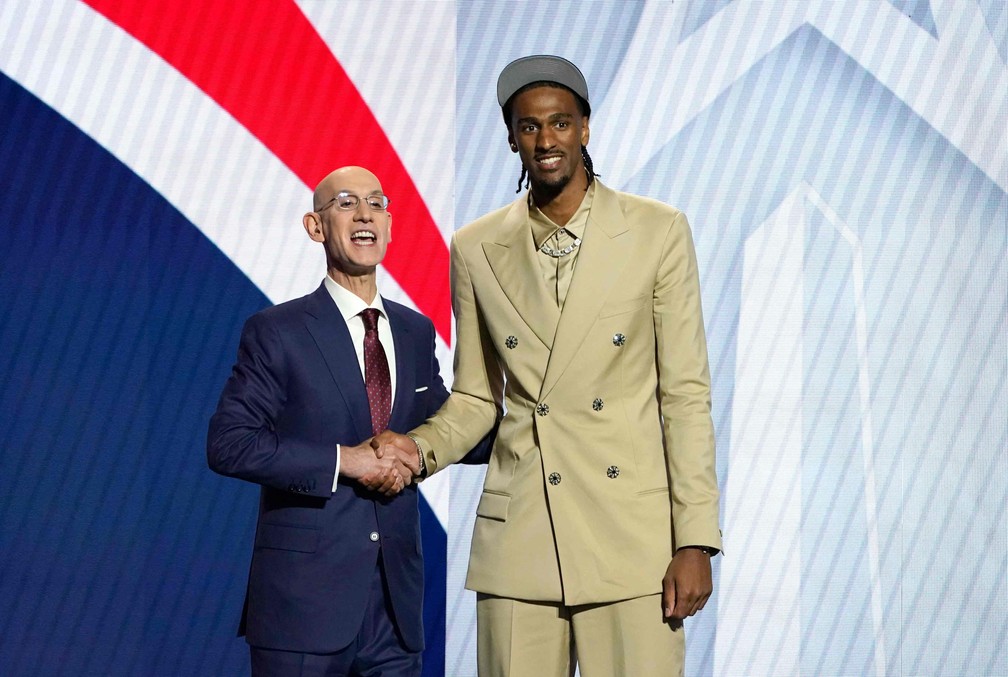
[529, 183, 595, 309]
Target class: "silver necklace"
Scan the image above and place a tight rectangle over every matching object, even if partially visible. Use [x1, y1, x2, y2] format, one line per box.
[539, 236, 581, 258]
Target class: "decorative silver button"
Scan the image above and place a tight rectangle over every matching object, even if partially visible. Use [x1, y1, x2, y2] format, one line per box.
[548, 472, 561, 485]
[613, 333, 626, 347]
[505, 335, 518, 349]
[607, 465, 620, 479]
[536, 403, 550, 416]
[369, 532, 379, 542]
[592, 398, 604, 411]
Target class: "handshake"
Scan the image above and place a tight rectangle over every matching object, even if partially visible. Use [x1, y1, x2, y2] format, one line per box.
[342, 431, 424, 496]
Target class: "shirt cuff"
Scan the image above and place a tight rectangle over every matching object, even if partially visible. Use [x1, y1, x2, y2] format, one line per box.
[332, 443, 341, 493]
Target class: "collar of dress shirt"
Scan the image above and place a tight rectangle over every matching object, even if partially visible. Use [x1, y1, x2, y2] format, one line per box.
[323, 274, 388, 323]
[528, 181, 595, 250]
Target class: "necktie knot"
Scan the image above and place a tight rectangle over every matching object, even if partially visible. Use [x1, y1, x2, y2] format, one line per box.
[360, 308, 380, 331]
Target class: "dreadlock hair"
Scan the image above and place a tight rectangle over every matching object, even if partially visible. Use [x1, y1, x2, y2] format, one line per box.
[503, 81, 599, 193]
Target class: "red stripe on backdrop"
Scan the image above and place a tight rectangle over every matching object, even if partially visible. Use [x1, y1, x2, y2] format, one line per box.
[84, 0, 451, 342]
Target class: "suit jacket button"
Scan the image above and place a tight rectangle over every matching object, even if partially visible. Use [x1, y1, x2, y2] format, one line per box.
[369, 532, 380, 542]
[613, 333, 626, 347]
[607, 465, 620, 479]
[536, 403, 550, 416]
[592, 398, 604, 411]
[505, 335, 518, 349]
[548, 472, 561, 485]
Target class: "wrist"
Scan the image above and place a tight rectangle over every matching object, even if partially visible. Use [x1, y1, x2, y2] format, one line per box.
[406, 433, 427, 478]
[338, 442, 364, 479]
[680, 545, 719, 557]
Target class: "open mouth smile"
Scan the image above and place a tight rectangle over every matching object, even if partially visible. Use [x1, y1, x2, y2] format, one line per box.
[536, 155, 563, 169]
[350, 230, 377, 245]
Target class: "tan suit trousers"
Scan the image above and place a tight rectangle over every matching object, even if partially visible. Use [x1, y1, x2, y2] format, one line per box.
[476, 593, 684, 677]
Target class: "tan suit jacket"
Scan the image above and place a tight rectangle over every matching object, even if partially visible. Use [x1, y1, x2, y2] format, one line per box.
[413, 181, 721, 605]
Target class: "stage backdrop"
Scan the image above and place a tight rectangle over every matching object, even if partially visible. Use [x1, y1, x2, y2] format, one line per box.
[1, 1, 1005, 676]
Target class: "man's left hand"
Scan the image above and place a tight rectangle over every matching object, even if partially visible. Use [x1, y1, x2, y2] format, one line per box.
[663, 547, 713, 621]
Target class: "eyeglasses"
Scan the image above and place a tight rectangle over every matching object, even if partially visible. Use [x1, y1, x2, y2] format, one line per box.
[315, 191, 390, 213]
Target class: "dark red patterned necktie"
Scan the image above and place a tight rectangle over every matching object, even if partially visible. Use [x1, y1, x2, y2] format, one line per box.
[359, 308, 391, 435]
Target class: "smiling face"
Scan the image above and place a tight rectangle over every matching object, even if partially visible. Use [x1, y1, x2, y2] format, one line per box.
[303, 166, 392, 291]
[507, 84, 590, 200]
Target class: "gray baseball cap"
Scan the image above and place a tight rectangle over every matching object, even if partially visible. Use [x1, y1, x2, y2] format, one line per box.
[496, 55, 589, 108]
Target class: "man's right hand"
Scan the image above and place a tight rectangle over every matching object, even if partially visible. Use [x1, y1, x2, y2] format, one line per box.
[340, 440, 412, 496]
[370, 431, 423, 477]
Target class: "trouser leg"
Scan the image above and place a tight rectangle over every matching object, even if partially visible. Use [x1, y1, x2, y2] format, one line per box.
[476, 594, 574, 677]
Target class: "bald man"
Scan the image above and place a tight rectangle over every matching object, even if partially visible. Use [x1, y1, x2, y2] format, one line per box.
[208, 167, 476, 676]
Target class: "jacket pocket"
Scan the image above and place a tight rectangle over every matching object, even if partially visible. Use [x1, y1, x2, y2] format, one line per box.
[475, 490, 511, 522]
[255, 523, 320, 553]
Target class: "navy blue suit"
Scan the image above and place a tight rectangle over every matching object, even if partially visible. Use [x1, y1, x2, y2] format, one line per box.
[207, 284, 451, 656]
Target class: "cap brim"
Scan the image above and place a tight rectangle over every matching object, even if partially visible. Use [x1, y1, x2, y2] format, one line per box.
[497, 55, 589, 107]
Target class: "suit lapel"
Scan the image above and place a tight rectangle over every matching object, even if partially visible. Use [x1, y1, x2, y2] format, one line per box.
[303, 285, 372, 443]
[483, 197, 561, 349]
[384, 301, 417, 433]
[541, 183, 631, 398]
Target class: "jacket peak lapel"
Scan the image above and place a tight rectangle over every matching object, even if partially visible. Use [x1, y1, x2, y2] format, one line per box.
[483, 198, 560, 349]
[304, 286, 372, 443]
[385, 302, 416, 433]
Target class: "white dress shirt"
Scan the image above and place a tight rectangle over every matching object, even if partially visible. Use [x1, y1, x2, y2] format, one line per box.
[323, 275, 397, 492]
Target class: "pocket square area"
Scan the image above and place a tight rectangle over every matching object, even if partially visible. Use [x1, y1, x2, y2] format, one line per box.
[414, 386, 428, 392]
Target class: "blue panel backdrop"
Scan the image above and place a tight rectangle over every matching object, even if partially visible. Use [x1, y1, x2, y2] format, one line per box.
[0, 72, 263, 674]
